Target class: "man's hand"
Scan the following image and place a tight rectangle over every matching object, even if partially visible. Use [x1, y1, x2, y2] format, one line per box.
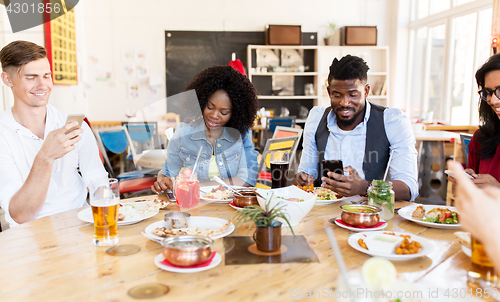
[152, 174, 174, 194]
[291, 172, 315, 186]
[321, 165, 370, 197]
[37, 121, 82, 163]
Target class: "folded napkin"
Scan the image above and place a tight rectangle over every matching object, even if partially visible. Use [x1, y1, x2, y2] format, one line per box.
[160, 252, 216, 268]
[335, 219, 386, 229]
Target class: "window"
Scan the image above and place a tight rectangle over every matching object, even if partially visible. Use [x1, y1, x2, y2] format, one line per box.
[407, 0, 492, 125]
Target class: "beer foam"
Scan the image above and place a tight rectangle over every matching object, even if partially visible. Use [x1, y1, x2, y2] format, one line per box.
[90, 197, 120, 207]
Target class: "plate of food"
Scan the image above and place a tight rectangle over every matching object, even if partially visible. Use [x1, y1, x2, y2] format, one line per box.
[296, 185, 345, 204]
[398, 204, 461, 229]
[200, 185, 235, 203]
[78, 199, 165, 225]
[144, 216, 235, 241]
[348, 231, 435, 261]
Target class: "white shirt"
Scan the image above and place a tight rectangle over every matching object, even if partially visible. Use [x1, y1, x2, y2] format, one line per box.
[0, 105, 108, 227]
[298, 102, 419, 201]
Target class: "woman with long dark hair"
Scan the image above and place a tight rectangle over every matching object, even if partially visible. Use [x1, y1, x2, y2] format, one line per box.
[151, 65, 259, 194]
[465, 54, 500, 188]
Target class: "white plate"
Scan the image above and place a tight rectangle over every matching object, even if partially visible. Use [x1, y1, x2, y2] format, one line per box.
[334, 218, 388, 232]
[199, 185, 236, 203]
[398, 204, 461, 229]
[144, 216, 235, 241]
[77, 206, 159, 226]
[154, 252, 221, 273]
[348, 231, 435, 261]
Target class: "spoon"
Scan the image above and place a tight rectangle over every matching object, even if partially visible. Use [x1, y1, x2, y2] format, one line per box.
[213, 176, 244, 197]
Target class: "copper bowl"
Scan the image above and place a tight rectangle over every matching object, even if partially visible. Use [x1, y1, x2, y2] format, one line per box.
[161, 235, 213, 267]
[340, 204, 381, 227]
[233, 190, 259, 207]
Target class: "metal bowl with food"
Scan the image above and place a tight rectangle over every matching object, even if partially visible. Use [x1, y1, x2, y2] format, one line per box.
[340, 204, 381, 227]
[161, 235, 213, 267]
[233, 189, 259, 207]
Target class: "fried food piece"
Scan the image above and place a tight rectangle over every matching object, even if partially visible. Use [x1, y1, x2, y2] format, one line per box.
[454, 231, 471, 249]
[412, 205, 426, 218]
[358, 238, 368, 249]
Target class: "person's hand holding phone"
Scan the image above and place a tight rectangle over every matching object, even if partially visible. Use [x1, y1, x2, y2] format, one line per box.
[37, 122, 83, 162]
[321, 165, 371, 197]
[291, 171, 315, 186]
[152, 174, 174, 195]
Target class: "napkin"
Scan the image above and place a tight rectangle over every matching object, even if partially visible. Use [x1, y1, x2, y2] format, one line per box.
[160, 252, 216, 268]
[335, 219, 386, 229]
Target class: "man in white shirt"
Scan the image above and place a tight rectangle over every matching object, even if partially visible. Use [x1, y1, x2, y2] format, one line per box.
[292, 55, 418, 201]
[0, 40, 107, 227]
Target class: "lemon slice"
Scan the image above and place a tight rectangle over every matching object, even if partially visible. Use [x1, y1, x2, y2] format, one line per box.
[361, 257, 397, 290]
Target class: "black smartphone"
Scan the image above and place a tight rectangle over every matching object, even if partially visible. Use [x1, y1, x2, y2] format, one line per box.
[166, 189, 176, 202]
[322, 160, 343, 180]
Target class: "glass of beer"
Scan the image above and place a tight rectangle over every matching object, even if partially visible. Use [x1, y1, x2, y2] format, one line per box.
[468, 236, 498, 287]
[89, 178, 120, 246]
[270, 150, 290, 188]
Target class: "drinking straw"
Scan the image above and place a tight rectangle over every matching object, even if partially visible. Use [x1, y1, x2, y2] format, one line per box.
[383, 149, 395, 182]
[325, 227, 353, 301]
[190, 146, 203, 181]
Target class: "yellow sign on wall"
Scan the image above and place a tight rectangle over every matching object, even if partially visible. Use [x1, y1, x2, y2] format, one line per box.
[45, 6, 77, 85]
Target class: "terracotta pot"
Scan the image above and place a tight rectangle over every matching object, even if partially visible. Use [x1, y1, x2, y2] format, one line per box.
[253, 221, 282, 252]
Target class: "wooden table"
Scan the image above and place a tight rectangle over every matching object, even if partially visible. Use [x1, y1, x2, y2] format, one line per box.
[0, 198, 485, 302]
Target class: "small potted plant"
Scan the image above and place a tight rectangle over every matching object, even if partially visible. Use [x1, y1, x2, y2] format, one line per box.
[232, 195, 294, 252]
[324, 21, 336, 45]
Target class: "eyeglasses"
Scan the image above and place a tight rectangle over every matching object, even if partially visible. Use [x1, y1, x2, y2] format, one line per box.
[478, 86, 500, 102]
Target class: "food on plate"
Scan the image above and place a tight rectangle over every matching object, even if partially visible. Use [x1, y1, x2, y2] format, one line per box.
[117, 200, 161, 221]
[358, 232, 422, 255]
[395, 235, 422, 255]
[152, 220, 231, 238]
[358, 238, 368, 249]
[296, 184, 314, 193]
[313, 187, 339, 200]
[203, 185, 231, 200]
[454, 231, 471, 249]
[344, 206, 377, 214]
[421, 208, 459, 224]
[411, 205, 425, 218]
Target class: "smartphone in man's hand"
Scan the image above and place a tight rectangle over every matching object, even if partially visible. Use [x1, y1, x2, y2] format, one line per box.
[322, 160, 343, 181]
[65, 114, 85, 136]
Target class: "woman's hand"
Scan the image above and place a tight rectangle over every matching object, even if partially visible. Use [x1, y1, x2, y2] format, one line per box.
[151, 174, 174, 194]
[470, 173, 500, 189]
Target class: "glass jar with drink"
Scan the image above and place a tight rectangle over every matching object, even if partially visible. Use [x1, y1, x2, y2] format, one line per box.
[367, 180, 395, 220]
[174, 168, 200, 208]
[89, 178, 120, 246]
[270, 150, 290, 189]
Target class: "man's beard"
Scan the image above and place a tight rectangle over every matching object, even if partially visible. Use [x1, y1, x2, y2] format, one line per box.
[335, 104, 365, 128]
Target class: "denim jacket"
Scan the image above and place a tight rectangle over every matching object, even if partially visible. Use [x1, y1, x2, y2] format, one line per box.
[159, 120, 258, 186]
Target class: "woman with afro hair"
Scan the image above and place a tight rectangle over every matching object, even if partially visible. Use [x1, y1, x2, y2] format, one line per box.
[152, 65, 259, 194]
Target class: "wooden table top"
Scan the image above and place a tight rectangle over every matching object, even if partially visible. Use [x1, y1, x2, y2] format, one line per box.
[0, 196, 487, 302]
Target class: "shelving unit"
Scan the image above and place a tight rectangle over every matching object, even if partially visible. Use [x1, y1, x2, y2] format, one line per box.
[247, 45, 390, 117]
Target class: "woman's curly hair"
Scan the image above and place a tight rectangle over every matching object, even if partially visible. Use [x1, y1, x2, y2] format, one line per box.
[183, 65, 258, 139]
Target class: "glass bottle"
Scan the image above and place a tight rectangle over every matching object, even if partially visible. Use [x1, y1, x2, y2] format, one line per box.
[367, 180, 395, 220]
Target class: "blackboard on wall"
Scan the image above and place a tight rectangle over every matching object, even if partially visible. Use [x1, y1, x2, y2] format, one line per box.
[165, 31, 318, 118]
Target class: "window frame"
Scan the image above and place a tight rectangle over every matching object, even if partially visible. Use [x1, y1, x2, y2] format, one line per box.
[407, 0, 492, 124]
